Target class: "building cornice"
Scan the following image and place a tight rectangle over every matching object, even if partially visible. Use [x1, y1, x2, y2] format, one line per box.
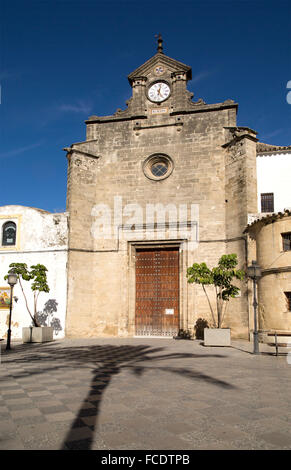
[262, 266, 291, 276]
[63, 147, 101, 160]
[256, 141, 291, 156]
[244, 210, 291, 233]
[127, 52, 192, 84]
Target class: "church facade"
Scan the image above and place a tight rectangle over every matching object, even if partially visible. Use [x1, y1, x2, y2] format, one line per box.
[1, 42, 291, 342]
[64, 41, 259, 339]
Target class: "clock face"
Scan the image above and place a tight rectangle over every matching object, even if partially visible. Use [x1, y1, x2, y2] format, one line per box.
[148, 82, 170, 103]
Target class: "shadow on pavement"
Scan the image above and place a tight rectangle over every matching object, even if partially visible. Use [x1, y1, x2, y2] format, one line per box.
[1, 341, 237, 450]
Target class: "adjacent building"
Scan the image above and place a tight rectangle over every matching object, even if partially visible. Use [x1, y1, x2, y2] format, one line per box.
[0, 206, 68, 339]
[257, 143, 291, 213]
[245, 210, 291, 332]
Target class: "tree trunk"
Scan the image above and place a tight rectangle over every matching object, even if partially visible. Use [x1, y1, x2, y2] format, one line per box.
[18, 277, 39, 326]
[33, 291, 41, 327]
[217, 288, 223, 328]
[220, 301, 228, 328]
[202, 285, 217, 328]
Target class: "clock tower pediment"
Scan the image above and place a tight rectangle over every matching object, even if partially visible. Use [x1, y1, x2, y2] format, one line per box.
[86, 37, 237, 125]
[125, 40, 197, 117]
[127, 52, 192, 85]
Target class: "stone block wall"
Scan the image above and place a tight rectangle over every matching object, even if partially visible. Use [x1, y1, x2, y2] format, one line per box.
[65, 53, 257, 339]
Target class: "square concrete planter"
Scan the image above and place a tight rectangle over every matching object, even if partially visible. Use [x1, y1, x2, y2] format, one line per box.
[204, 328, 231, 346]
[22, 326, 53, 343]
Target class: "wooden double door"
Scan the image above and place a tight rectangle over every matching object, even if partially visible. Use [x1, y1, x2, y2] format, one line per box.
[135, 247, 179, 337]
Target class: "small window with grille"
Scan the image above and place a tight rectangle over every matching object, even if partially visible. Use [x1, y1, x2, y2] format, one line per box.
[2, 221, 17, 246]
[282, 232, 291, 251]
[261, 193, 274, 213]
[284, 292, 291, 311]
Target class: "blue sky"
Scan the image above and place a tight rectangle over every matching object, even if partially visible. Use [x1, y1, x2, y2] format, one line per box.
[1, 0, 290, 212]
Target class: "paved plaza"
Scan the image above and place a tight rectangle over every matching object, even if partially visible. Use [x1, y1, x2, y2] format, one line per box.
[0, 337, 291, 450]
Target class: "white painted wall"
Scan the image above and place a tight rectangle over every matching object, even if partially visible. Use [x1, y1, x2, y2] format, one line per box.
[0, 206, 68, 340]
[257, 153, 291, 213]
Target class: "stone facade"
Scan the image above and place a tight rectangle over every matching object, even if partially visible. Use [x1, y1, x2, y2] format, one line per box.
[0, 206, 68, 339]
[245, 211, 291, 332]
[65, 49, 258, 339]
[2, 50, 289, 341]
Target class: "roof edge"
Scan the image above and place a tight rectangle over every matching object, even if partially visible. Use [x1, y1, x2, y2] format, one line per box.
[128, 53, 192, 84]
[244, 209, 291, 233]
[257, 141, 291, 155]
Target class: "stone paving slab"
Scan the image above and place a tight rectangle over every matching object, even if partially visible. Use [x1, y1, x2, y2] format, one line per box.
[0, 337, 291, 450]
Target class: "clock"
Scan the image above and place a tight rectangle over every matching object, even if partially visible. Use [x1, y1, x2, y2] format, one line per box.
[147, 82, 171, 103]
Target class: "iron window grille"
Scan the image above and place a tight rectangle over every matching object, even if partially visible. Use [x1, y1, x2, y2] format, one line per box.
[151, 161, 168, 177]
[282, 232, 291, 251]
[261, 193, 274, 213]
[2, 221, 16, 246]
[285, 292, 291, 311]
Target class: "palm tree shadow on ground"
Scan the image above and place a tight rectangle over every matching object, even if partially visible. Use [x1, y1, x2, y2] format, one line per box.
[58, 344, 236, 450]
[1, 342, 236, 450]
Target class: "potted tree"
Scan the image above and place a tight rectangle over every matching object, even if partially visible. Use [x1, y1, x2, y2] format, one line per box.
[4, 263, 53, 343]
[187, 254, 245, 346]
[194, 318, 209, 340]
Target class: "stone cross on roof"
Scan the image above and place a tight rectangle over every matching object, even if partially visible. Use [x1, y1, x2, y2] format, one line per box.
[155, 33, 164, 54]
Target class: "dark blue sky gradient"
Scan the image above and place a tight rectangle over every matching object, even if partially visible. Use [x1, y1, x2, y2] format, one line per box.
[1, 0, 290, 212]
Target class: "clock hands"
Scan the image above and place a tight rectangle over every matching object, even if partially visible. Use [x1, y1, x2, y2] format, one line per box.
[148, 82, 170, 102]
[157, 85, 167, 99]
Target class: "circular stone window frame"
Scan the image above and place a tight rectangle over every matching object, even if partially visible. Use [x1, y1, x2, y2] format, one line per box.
[143, 154, 174, 181]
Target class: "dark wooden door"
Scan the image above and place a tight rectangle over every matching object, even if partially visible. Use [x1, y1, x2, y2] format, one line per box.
[135, 247, 179, 336]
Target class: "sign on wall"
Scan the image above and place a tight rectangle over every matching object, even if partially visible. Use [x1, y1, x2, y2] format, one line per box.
[165, 309, 174, 315]
[0, 287, 11, 309]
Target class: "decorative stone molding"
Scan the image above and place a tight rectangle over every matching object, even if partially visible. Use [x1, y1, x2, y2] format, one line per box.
[132, 76, 147, 88]
[142, 153, 174, 181]
[223, 126, 258, 154]
[128, 52, 192, 85]
[171, 71, 187, 82]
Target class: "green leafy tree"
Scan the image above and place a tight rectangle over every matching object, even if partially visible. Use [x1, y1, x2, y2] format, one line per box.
[187, 254, 245, 328]
[4, 263, 50, 327]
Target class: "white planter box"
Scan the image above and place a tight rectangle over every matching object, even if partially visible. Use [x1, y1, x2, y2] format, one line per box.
[22, 326, 54, 343]
[204, 328, 231, 346]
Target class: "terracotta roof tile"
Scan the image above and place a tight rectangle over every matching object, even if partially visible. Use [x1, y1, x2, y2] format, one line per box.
[244, 209, 291, 233]
[257, 142, 291, 155]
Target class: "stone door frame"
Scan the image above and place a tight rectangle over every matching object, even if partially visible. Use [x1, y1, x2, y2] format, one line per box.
[127, 239, 190, 337]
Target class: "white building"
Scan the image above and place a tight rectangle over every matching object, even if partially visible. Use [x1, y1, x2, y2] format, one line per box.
[257, 143, 291, 213]
[0, 206, 68, 340]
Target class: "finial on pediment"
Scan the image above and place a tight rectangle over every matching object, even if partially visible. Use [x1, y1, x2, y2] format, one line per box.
[155, 33, 164, 54]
